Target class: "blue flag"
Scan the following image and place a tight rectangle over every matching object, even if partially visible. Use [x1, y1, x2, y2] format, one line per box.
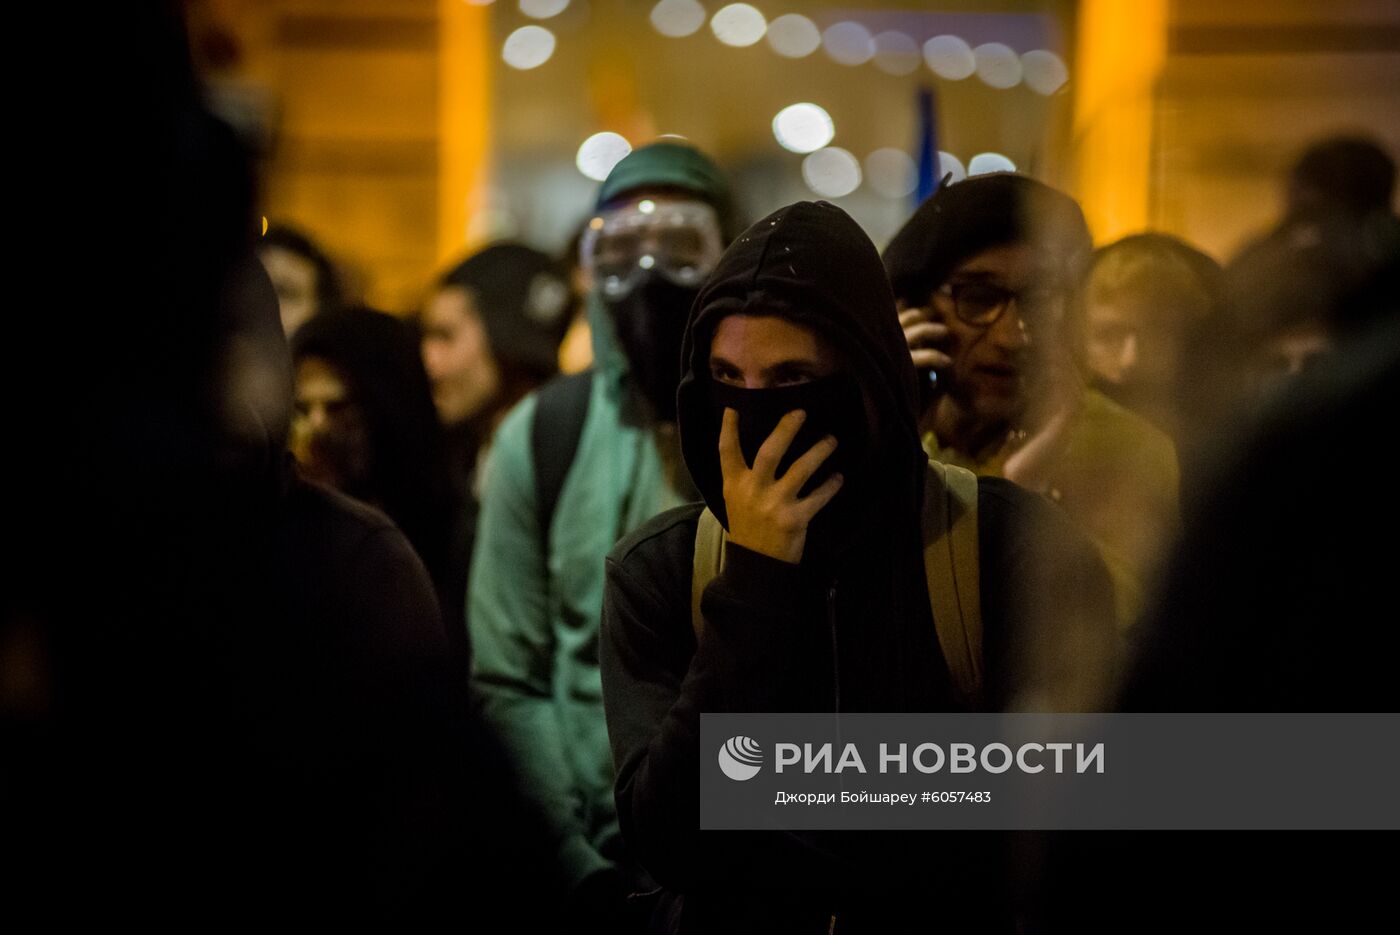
[915, 86, 941, 205]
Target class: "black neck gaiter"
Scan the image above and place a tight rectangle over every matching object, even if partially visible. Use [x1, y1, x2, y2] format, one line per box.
[706, 374, 874, 562]
[604, 274, 701, 421]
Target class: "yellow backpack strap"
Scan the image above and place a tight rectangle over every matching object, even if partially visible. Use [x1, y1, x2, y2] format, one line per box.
[922, 460, 984, 707]
[691, 507, 728, 641]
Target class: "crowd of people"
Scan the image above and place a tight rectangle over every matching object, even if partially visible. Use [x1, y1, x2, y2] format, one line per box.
[8, 8, 1399, 932]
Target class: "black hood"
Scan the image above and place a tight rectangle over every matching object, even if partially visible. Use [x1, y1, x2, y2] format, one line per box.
[676, 200, 927, 536]
[290, 306, 451, 574]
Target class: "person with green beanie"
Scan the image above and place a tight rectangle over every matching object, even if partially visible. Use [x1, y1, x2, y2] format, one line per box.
[466, 140, 733, 927]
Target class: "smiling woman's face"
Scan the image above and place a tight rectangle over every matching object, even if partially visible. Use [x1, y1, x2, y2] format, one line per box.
[708, 314, 840, 390]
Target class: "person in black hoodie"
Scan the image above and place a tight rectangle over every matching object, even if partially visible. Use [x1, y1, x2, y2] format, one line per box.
[289, 305, 456, 624]
[6, 6, 550, 926]
[599, 201, 1118, 934]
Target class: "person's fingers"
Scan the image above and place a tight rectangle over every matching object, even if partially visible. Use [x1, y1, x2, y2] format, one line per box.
[718, 407, 744, 481]
[898, 307, 931, 328]
[911, 348, 954, 371]
[779, 434, 838, 494]
[904, 321, 950, 347]
[795, 472, 844, 521]
[752, 409, 806, 478]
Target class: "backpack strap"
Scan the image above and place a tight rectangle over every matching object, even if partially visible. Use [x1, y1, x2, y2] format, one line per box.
[922, 459, 984, 707]
[687, 463, 983, 708]
[690, 507, 727, 640]
[530, 370, 594, 546]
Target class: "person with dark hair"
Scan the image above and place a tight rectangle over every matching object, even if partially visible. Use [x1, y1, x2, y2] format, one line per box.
[1081, 232, 1224, 458]
[290, 306, 454, 607]
[259, 222, 343, 335]
[1226, 193, 1400, 399]
[10, 5, 548, 926]
[423, 241, 572, 487]
[556, 218, 599, 373]
[883, 174, 1180, 627]
[427, 243, 571, 421]
[422, 242, 573, 666]
[600, 201, 1116, 933]
[1286, 135, 1396, 218]
[1036, 298, 1400, 935]
[466, 140, 734, 927]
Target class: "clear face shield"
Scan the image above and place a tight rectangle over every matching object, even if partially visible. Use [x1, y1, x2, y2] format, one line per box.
[579, 198, 725, 301]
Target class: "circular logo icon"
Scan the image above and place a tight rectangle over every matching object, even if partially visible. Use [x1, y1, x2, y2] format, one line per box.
[718, 735, 763, 781]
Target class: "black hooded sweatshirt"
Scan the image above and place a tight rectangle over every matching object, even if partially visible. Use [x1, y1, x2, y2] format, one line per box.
[599, 202, 1117, 934]
[7, 15, 553, 925]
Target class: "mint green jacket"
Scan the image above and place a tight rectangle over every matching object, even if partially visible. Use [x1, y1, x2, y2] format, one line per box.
[466, 296, 692, 891]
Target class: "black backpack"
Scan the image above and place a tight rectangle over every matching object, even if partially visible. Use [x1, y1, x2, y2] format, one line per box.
[530, 369, 593, 546]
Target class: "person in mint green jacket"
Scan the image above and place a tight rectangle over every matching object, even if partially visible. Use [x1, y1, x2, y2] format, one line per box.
[466, 141, 733, 924]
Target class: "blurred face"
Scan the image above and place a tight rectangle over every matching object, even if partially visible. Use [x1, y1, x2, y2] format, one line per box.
[259, 246, 319, 335]
[290, 356, 371, 493]
[929, 243, 1068, 426]
[1084, 299, 1139, 387]
[420, 285, 500, 424]
[1256, 323, 1331, 393]
[1085, 296, 1179, 393]
[708, 315, 840, 389]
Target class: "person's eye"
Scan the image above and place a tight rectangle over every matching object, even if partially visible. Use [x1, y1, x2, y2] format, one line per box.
[959, 284, 1006, 308]
[773, 367, 816, 387]
[710, 364, 742, 385]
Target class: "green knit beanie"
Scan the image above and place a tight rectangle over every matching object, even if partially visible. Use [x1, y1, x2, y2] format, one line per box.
[595, 140, 734, 234]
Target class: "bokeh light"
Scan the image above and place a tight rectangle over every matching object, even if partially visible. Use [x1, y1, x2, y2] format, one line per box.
[1021, 49, 1069, 96]
[772, 103, 835, 154]
[938, 151, 967, 184]
[766, 13, 821, 59]
[519, 0, 569, 20]
[649, 0, 705, 38]
[576, 132, 632, 181]
[802, 147, 862, 198]
[923, 35, 975, 80]
[873, 32, 920, 76]
[865, 148, 917, 198]
[503, 25, 556, 70]
[823, 22, 875, 67]
[973, 43, 1023, 89]
[968, 152, 1017, 175]
[711, 4, 767, 48]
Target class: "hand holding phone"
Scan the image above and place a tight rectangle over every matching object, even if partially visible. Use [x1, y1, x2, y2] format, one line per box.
[898, 303, 952, 418]
[898, 305, 954, 374]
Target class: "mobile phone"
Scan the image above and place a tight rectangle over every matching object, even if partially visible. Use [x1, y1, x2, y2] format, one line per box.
[916, 304, 947, 411]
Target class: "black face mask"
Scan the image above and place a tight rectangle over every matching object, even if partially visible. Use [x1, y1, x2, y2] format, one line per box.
[604, 273, 701, 421]
[706, 374, 871, 551]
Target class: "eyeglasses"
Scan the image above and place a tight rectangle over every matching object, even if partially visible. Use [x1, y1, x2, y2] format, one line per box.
[580, 198, 724, 300]
[935, 280, 1066, 329]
